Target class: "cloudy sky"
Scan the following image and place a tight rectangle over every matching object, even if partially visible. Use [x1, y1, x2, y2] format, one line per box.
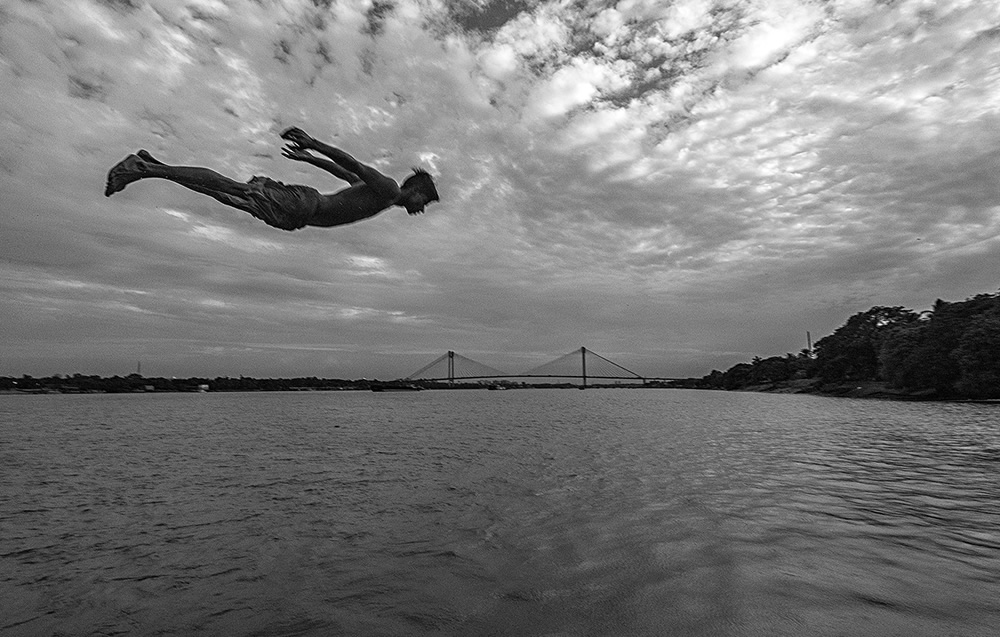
[2, 0, 999, 380]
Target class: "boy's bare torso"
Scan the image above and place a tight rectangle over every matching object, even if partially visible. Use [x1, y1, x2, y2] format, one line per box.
[311, 182, 401, 227]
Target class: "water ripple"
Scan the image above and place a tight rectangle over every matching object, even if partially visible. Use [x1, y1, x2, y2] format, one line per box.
[1, 391, 998, 635]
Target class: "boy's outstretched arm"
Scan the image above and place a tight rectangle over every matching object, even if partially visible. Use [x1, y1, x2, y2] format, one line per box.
[280, 127, 400, 197]
[282, 146, 361, 185]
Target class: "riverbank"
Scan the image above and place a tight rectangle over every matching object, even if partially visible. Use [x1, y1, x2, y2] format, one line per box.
[733, 378, 941, 400]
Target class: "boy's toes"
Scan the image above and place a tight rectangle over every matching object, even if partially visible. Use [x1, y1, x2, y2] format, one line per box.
[104, 154, 143, 196]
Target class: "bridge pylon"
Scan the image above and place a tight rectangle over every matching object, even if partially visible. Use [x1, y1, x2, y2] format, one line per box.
[406, 351, 510, 383]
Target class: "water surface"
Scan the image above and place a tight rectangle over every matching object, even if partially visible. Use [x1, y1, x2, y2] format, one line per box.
[2, 390, 998, 635]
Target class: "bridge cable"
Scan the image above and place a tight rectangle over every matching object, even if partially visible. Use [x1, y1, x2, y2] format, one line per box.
[406, 352, 450, 380]
[450, 352, 510, 378]
[585, 350, 643, 378]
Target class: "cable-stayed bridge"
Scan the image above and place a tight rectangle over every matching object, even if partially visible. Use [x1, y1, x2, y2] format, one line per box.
[405, 347, 679, 388]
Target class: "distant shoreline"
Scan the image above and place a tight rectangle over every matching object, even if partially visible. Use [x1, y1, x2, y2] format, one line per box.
[719, 379, 1000, 403]
[4, 378, 998, 403]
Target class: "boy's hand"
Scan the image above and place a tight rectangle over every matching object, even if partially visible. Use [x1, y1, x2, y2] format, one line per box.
[280, 127, 315, 150]
[281, 145, 313, 162]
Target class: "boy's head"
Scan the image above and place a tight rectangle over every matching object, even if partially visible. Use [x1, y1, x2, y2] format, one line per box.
[401, 168, 439, 206]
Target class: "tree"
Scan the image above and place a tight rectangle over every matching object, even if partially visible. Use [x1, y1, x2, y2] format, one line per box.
[954, 313, 1000, 398]
[748, 356, 793, 384]
[879, 321, 933, 391]
[813, 306, 920, 383]
[721, 363, 753, 390]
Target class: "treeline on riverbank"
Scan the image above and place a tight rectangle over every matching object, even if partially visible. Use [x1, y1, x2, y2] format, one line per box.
[690, 291, 1000, 400]
[0, 375, 372, 393]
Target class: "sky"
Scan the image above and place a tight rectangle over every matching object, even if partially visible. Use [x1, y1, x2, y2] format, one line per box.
[2, 0, 999, 381]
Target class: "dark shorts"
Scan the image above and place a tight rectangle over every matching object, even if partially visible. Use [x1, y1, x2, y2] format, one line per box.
[229, 176, 323, 231]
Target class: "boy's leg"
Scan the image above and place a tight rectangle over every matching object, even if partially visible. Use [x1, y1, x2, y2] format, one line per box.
[105, 153, 250, 203]
[133, 151, 243, 202]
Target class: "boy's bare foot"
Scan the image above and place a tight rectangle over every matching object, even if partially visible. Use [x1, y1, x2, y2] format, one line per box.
[104, 154, 146, 197]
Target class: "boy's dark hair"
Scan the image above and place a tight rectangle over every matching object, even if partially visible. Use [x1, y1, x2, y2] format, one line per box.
[402, 168, 439, 202]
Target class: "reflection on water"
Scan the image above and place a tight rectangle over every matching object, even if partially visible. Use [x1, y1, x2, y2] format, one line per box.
[1, 390, 998, 636]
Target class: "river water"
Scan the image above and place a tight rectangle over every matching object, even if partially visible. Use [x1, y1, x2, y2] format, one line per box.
[1, 389, 998, 636]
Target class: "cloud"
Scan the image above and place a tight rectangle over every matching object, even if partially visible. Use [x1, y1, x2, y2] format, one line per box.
[1, 0, 999, 379]
[526, 58, 632, 120]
